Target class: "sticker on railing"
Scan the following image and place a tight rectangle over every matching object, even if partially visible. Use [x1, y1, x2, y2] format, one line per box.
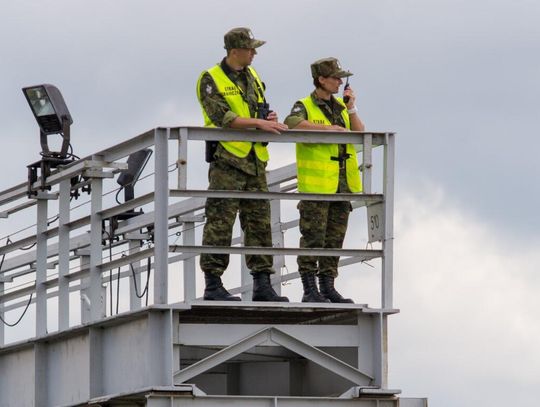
[367, 202, 384, 243]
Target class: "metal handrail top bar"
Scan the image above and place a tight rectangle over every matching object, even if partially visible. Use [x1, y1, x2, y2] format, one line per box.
[170, 189, 384, 203]
[0, 127, 393, 205]
[172, 126, 393, 145]
[170, 245, 383, 260]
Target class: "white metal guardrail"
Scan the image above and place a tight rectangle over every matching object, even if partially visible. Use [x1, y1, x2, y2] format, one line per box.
[0, 126, 394, 346]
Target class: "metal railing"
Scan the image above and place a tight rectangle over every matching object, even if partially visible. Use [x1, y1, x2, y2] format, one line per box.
[0, 126, 394, 346]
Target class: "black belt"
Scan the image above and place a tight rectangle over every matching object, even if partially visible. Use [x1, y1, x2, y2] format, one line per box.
[330, 153, 351, 169]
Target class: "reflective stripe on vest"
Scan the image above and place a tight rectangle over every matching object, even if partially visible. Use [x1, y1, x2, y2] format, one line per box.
[296, 96, 362, 193]
[196, 65, 269, 162]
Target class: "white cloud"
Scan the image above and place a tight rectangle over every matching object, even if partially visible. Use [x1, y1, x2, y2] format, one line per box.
[390, 182, 540, 405]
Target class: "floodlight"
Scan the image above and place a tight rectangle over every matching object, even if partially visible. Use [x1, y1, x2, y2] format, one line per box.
[22, 84, 73, 158]
[117, 149, 153, 202]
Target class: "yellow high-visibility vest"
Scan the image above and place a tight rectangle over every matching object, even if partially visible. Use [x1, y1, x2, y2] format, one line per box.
[296, 96, 362, 193]
[196, 65, 269, 162]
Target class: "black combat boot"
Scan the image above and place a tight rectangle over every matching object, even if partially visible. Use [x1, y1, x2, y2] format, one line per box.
[318, 274, 354, 303]
[301, 273, 330, 303]
[252, 272, 289, 302]
[203, 273, 241, 301]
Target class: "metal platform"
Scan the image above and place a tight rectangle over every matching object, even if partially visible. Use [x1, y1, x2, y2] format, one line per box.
[0, 126, 427, 406]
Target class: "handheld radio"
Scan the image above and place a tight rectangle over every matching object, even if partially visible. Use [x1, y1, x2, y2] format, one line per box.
[343, 77, 351, 104]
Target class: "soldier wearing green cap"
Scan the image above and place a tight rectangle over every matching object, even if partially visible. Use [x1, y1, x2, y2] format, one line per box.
[284, 57, 365, 303]
[196, 27, 289, 302]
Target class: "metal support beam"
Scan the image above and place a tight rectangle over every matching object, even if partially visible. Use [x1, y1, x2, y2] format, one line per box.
[170, 189, 384, 204]
[174, 327, 274, 384]
[0, 280, 4, 346]
[153, 128, 169, 304]
[36, 197, 48, 336]
[178, 127, 188, 190]
[382, 134, 395, 309]
[174, 327, 372, 385]
[58, 179, 70, 330]
[362, 134, 372, 194]
[183, 220, 197, 301]
[269, 327, 373, 384]
[170, 245, 383, 260]
[34, 342, 48, 407]
[89, 169, 105, 322]
[178, 128, 197, 302]
[270, 184, 285, 294]
[147, 310, 174, 386]
[372, 313, 388, 388]
[89, 326, 103, 398]
[129, 238, 142, 311]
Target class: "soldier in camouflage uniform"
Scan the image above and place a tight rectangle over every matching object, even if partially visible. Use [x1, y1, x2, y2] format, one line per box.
[284, 57, 365, 303]
[196, 27, 289, 302]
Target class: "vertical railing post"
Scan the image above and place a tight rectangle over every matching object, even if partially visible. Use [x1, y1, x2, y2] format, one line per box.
[182, 219, 196, 301]
[177, 128, 188, 190]
[128, 238, 142, 310]
[89, 159, 104, 322]
[78, 250, 92, 323]
[0, 280, 4, 346]
[371, 312, 389, 388]
[269, 184, 285, 295]
[178, 128, 197, 301]
[35, 194, 49, 336]
[240, 235, 250, 301]
[58, 179, 70, 330]
[362, 133, 373, 194]
[382, 133, 395, 309]
[153, 128, 169, 304]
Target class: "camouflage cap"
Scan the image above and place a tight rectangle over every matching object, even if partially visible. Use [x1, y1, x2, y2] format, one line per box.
[224, 27, 266, 50]
[310, 57, 353, 79]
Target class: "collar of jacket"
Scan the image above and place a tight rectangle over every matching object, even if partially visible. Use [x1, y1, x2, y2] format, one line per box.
[309, 90, 345, 114]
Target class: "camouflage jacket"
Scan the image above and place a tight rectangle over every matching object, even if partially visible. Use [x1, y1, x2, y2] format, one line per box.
[284, 91, 347, 129]
[199, 58, 266, 175]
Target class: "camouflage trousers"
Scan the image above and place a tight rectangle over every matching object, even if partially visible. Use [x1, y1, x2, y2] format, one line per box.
[200, 158, 274, 276]
[297, 199, 352, 278]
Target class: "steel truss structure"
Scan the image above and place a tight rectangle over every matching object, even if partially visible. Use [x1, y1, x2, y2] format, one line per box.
[0, 127, 426, 406]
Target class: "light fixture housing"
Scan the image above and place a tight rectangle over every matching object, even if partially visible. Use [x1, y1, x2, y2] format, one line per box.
[117, 149, 153, 202]
[22, 84, 73, 158]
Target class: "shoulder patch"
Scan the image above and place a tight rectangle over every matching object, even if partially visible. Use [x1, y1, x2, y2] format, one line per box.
[205, 84, 213, 95]
[292, 106, 302, 113]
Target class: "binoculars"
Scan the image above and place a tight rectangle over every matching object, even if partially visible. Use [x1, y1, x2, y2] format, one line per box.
[257, 102, 271, 120]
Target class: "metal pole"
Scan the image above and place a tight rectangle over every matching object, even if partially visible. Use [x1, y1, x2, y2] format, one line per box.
[183, 220, 196, 301]
[35, 196, 48, 336]
[89, 167, 104, 322]
[372, 312, 389, 388]
[58, 179, 70, 330]
[269, 184, 285, 295]
[178, 128, 197, 302]
[129, 238, 142, 310]
[153, 128, 169, 304]
[240, 233, 250, 300]
[362, 134, 372, 194]
[79, 252, 91, 324]
[382, 133, 395, 309]
[0, 280, 4, 346]
[178, 128, 188, 190]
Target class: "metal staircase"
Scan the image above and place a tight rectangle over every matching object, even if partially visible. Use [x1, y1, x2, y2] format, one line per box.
[0, 127, 427, 407]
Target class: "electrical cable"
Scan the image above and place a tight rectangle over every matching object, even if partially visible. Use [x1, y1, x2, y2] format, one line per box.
[0, 293, 33, 327]
[0, 161, 178, 242]
[1, 236, 34, 326]
[18, 242, 37, 251]
[127, 255, 152, 302]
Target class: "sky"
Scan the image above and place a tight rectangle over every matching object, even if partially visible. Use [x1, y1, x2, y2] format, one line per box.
[1, 0, 540, 405]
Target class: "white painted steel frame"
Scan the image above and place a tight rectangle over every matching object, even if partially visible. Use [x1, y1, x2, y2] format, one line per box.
[0, 126, 398, 406]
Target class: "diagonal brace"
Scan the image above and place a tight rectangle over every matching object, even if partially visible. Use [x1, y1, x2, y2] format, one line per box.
[174, 327, 273, 384]
[269, 328, 373, 385]
[174, 326, 373, 386]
